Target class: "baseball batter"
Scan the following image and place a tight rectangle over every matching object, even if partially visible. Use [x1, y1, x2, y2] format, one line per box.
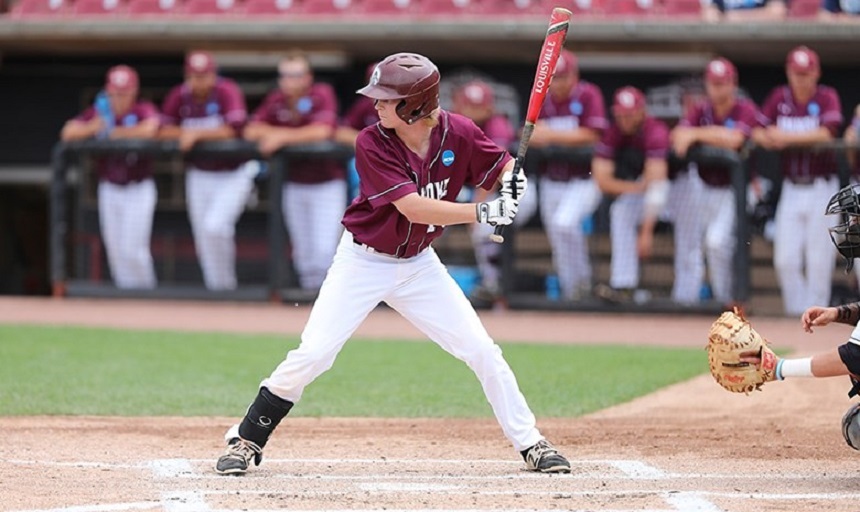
[215, 53, 570, 476]
[244, 51, 345, 291]
[528, 50, 607, 301]
[592, 86, 671, 302]
[671, 58, 759, 304]
[160, 51, 256, 291]
[60, 65, 160, 289]
[752, 46, 843, 316]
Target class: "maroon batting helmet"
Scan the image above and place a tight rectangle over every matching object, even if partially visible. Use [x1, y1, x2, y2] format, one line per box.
[357, 53, 440, 125]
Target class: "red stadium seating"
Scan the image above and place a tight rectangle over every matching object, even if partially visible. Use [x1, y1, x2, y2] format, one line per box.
[181, 0, 237, 14]
[662, 0, 700, 17]
[354, 0, 416, 15]
[127, 0, 181, 14]
[417, 0, 482, 15]
[299, 0, 353, 14]
[788, 0, 820, 18]
[10, 0, 68, 16]
[72, 0, 126, 15]
[603, 0, 660, 16]
[243, 0, 296, 14]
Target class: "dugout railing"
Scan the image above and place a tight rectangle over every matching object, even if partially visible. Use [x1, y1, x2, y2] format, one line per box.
[49, 138, 857, 315]
[49, 139, 354, 302]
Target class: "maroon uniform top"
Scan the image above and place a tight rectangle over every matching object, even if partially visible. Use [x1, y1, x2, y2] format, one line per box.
[251, 83, 344, 184]
[341, 96, 379, 132]
[538, 80, 608, 181]
[477, 115, 516, 150]
[594, 116, 670, 181]
[757, 85, 843, 182]
[343, 111, 512, 258]
[679, 97, 759, 187]
[161, 77, 248, 172]
[74, 101, 159, 185]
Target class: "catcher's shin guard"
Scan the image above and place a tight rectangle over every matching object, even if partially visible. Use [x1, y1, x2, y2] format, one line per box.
[842, 402, 860, 450]
[238, 386, 294, 449]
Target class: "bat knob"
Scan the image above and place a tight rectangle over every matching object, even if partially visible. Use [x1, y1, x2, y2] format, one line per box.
[489, 233, 504, 244]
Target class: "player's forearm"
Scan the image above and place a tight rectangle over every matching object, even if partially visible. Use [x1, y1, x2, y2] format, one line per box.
[187, 126, 238, 142]
[780, 127, 834, 147]
[545, 127, 601, 147]
[109, 120, 159, 140]
[836, 303, 860, 325]
[688, 126, 747, 151]
[272, 124, 334, 145]
[334, 127, 361, 147]
[811, 350, 851, 377]
[394, 194, 477, 226]
[158, 125, 183, 139]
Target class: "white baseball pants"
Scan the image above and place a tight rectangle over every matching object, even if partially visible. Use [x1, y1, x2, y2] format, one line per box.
[666, 171, 705, 304]
[186, 163, 256, 290]
[700, 185, 736, 303]
[97, 179, 157, 289]
[262, 232, 545, 452]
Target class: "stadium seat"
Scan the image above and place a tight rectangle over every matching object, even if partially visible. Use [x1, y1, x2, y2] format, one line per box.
[10, 0, 67, 17]
[788, 0, 819, 18]
[72, 0, 126, 15]
[662, 0, 700, 17]
[417, 0, 481, 15]
[299, 0, 352, 14]
[354, 0, 415, 15]
[127, 0, 181, 14]
[603, 0, 660, 16]
[243, 0, 296, 14]
[181, 0, 237, 14]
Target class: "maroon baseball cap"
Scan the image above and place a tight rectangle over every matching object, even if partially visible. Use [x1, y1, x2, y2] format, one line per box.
[455, 80, 495, 108]
[705, 57, 737, 84]
[786, 46, 820, 74]
[612, 86, 646, 115]
[553, 50, 578, 77]
[185, 51, 217, 75]
[105, 65, 139, 93]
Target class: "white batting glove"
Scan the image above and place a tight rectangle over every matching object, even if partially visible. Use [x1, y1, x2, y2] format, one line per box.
[476, 196, 519, 226]
[500, 169, 528, 201]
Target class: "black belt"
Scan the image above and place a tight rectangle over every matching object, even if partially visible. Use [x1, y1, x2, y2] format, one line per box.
[353, 238, 399, 258]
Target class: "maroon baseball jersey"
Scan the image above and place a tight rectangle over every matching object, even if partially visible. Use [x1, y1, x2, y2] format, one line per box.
[251, 83, 344, 184]
[538, 80, 608, 181]
[74, 101, 159, 185]
[161, 77, 248, 172]
[757, 85, 843, 182]
[680, 97, 759, 187]
[477, 115, 516, 150]
[594, 116, 670, 180]
[341, 96, 379, 132]
[343, 111, 512, 258]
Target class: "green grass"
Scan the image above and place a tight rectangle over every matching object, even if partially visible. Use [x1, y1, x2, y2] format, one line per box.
[0, 324, 707, 417]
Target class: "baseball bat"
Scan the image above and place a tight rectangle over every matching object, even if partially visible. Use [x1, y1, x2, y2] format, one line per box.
[490, 7, 572, 243]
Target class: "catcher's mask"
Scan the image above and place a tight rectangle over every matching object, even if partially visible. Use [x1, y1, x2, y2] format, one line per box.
[827, 184, 860, 273]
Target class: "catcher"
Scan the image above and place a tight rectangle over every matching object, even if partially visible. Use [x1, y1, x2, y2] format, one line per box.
[708, 183, 860, 449]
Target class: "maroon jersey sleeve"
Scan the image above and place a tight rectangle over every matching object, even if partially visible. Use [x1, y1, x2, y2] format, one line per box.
[136, 101, 160, 123]
[219, 80, 247, 132]
[757, 87, 781, 127]
[594, 125, 620, 159]
[355, 128, 417, 208]
[160, 85, 183, 126]
[581, 84, 608, 131]
[819, 86, 843, 137]
[735, 99, 759, 136]
[250, 90, 280, 124]
[309, 84, 338, 127]
[679, 101, 704, 128]
[644, 119, 670, 159]
[74, 106, 97, 123]
[341, 98, 376, 130]
[466, 119, 513, 190]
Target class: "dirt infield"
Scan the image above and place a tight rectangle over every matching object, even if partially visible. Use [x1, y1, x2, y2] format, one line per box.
[3, 297, 860, 512]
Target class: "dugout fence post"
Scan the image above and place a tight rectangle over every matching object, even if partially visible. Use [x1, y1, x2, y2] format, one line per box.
[49, 142, 70, 297]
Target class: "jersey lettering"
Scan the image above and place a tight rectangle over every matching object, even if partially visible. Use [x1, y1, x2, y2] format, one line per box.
[776, 115, 820, 132]
[421, 178, 450, 200]
[545, 115, 580, 130]
[181, 114, 224, 129]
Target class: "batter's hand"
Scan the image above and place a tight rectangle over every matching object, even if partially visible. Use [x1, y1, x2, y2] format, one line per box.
[476, 196, 518, 226]
[802, 306, 838, 333]
[500, 169, 528, 201]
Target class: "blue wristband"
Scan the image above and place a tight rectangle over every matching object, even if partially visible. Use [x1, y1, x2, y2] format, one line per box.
[776, 359, 785, 381]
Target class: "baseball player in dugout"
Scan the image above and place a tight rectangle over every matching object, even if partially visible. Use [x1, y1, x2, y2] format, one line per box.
[335, 62, 381, 202]
[670, 57, 759, 305]
[215, 52, 571, 476]
[591, 86, 672, 304]
[244, 51, 346, 291]
[739, 182, 860, 451]
[527, 50, 608, 302]
[751, 45, 843, 316]
[60, 65, 160, 289]
[449, 79, 521, 302]
[159, 51, 256, 291]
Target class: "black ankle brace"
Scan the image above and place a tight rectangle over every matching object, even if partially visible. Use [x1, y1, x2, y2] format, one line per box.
[238, 387, 294, 448]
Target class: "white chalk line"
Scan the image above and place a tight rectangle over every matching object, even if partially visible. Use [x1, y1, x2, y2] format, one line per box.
[7, 503, 159, 512]
[147, 459, 211, 512]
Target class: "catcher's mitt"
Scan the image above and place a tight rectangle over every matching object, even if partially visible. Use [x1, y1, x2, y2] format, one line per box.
[706, 307, 777, 393]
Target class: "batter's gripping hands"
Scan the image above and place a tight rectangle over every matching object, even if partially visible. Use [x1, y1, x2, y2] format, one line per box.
[477, 196, 519, 227]
[706, 308, 778, 394]
[500, 169, 528, 201]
